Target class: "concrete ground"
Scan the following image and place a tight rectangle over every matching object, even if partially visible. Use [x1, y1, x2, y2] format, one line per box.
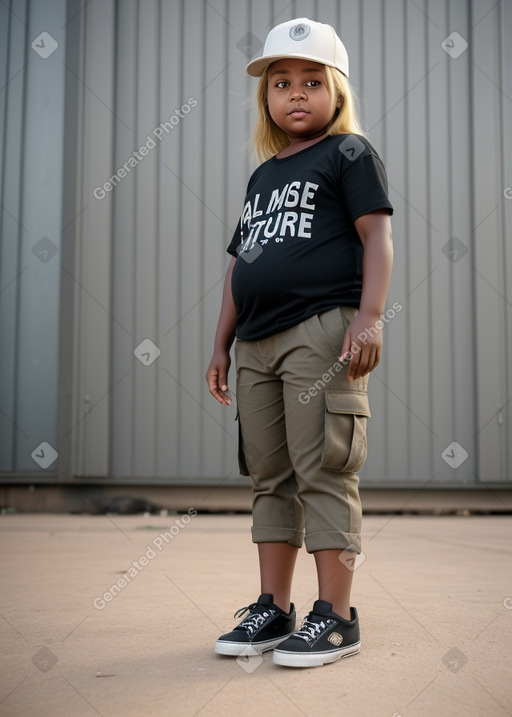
[0, 513, 511, 717]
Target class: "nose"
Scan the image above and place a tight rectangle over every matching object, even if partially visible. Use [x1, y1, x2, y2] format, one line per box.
[289, 85, 306, 101]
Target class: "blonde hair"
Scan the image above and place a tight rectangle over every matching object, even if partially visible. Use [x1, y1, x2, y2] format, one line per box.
[251, 64, 366, 162]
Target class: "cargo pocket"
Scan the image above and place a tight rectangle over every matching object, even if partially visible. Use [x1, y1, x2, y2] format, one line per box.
[321, 391, 371, 473]
[235, 409, 250, 476]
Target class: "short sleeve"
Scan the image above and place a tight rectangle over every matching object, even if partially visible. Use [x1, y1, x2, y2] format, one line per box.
[227, 218, 242, 257]
[226, 164, 264, 257]
[339, 147, 394, 222]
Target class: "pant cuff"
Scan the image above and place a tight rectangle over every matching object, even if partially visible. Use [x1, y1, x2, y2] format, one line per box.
[251, 526, 304, 548]
[304, 530, 361, 554]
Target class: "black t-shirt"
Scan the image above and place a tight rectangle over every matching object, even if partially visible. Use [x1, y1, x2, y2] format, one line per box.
[227, 134, 393, 341]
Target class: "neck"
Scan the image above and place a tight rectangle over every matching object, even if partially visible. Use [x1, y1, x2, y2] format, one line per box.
[277, 132, 329, 158]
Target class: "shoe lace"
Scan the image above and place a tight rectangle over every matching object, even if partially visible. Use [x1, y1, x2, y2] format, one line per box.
[233, 603, 275, 636]
[294, 615, 329, 643]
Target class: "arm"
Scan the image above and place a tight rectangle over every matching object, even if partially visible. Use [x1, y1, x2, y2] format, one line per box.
[206, 256, 237, 404]
[339, 210, 394, 382]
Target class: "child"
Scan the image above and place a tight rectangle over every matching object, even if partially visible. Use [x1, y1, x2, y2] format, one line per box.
[206, 17, 393, 668]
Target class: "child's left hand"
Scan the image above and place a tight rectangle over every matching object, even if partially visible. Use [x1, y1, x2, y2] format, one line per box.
[339, 310, 383, 382]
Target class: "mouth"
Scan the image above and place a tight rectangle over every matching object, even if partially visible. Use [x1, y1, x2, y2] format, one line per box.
[287, 106, 309, 117]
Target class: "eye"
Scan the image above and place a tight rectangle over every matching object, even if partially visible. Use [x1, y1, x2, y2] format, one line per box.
[275, 80, 289, 88]
[306, 80, 321, 87]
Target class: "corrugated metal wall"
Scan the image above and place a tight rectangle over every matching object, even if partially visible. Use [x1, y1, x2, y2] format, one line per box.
[0, 0, 66, 471]
[1, 0, 511, 485]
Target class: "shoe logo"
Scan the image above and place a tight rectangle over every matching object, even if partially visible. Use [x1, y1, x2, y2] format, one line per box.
[289, 23, 310, 41]
[327, 632, 343, 646]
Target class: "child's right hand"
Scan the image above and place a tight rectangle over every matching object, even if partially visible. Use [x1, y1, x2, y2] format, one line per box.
[206, 350, 232, 405]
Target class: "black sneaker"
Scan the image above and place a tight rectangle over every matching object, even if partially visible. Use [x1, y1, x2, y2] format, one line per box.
[273, 600, 360, 667]
[214, 594, 296, 656]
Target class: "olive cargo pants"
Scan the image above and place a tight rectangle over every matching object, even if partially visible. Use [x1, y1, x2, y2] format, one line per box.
[235, 307, 370, 554]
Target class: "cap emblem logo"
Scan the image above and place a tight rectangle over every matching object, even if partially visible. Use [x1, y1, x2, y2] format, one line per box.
[289, 23, 310, 41]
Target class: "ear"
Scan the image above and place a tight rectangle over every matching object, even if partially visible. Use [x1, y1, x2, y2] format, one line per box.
[336, 94, 343, 108]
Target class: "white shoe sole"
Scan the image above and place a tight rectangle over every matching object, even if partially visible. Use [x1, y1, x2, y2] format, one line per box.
[273, 641, 361, 667]
[214, 634, 292, 656]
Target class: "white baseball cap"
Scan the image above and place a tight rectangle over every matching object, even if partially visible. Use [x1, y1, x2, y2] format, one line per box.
[246, 18, 349, 78]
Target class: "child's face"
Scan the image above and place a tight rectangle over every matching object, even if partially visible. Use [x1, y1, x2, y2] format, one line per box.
[266, 58, 337, 142]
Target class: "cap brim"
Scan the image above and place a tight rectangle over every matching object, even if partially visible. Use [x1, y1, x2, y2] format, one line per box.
[246, 53, 347, 77]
